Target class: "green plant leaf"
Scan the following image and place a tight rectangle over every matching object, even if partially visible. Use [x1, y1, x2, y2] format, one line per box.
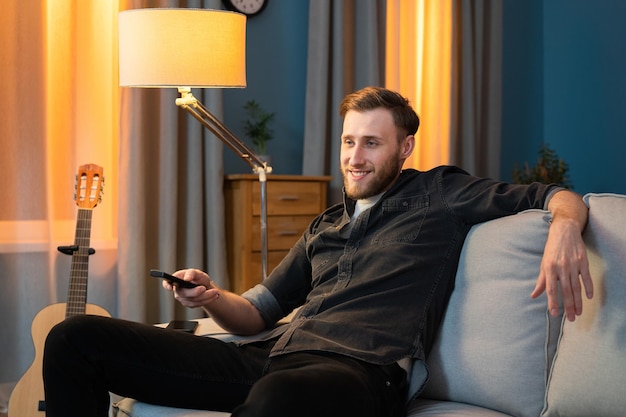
[512, 143, 573, 189]
[242, 100, 275, 155]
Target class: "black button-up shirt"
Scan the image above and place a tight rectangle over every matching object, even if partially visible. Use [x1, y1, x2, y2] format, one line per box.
[243, 166, 558, 365]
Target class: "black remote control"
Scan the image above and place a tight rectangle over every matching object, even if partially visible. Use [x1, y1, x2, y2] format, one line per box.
[150, 269, 199, 289]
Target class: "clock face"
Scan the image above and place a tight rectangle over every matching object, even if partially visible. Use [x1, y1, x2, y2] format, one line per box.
[223, 0, 268, 16]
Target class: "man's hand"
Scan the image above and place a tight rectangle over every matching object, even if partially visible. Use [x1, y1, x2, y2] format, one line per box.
[163, 268, 267, 335]
[162, 269, 221, 308]
[531, 190, 594, 321]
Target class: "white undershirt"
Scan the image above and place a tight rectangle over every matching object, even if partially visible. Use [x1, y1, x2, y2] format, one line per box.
[340, 194, 382, 238]
[352, 194, 382, 221]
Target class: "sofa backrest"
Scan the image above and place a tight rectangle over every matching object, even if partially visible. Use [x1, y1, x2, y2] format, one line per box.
[417, 193, 626, 417]
[418, 208, 561, 417]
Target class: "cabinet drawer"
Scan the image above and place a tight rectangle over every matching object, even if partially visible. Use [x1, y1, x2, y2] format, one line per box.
[252, 181, 324, 216]
[251, 215, 312, 251]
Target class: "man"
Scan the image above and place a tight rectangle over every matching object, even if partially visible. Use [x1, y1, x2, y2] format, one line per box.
[43, 87, 593, 417]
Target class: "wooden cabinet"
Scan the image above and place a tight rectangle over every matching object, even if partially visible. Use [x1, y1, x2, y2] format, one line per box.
[224, 174, 332, 294]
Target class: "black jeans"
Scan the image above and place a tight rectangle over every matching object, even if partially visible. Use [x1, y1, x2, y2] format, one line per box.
[43, 315, 407, 417]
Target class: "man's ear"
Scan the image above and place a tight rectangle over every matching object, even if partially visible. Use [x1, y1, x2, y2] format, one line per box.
[401, 135, 415, 159]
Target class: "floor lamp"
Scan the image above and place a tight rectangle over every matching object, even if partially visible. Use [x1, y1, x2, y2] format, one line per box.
[118, 8, 272, 281]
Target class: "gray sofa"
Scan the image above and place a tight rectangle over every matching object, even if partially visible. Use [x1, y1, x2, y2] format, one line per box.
[113, 193, 626, 417]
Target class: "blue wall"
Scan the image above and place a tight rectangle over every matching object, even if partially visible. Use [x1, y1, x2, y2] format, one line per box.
[503, 0, 626, 194]
[224, 0, 626, 194]
[501, 1, 544, 183]
[543, 0, 626, 194]
[222, 0, 309, 175]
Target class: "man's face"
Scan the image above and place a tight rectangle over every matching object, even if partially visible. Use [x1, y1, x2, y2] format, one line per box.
[340, 108, 413, 200]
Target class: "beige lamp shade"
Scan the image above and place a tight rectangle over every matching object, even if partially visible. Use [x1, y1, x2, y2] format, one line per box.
[118, 8, 246, 88]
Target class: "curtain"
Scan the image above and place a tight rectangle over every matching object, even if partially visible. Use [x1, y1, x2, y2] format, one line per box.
[302, 0, 387, 204]
[0, 0, 119, 400]
[118, 0, 228, 324]
[386, 0, 453, 171]
[386, 0, 502, 178]
[0, 0, 229, 399]
[450, 0, 502, 179]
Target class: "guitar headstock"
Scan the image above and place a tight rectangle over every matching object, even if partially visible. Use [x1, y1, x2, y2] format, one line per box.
[75, 164, 104, 209]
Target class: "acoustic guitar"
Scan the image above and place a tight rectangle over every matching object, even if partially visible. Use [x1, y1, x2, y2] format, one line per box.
[8, 164, 111, 416]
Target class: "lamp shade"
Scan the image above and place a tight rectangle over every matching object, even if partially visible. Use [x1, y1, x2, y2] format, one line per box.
[119, 8, 246, 88]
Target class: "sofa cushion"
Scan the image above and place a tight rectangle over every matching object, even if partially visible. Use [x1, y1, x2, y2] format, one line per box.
[407, 399, 512, 416]
[421, 209, 562, 417]
[112, 398, 228, 417]
[541, 193, 626, 417]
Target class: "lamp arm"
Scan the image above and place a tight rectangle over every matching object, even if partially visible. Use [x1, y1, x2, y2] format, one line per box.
[175, 87, 271, 281]
[175, 88, 271, 174]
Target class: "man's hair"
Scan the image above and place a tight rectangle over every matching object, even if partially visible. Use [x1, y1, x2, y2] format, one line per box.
[339, 86, 420, 137]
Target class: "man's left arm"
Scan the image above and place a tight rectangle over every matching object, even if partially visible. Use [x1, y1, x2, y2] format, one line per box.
[531, 189, 594, 321]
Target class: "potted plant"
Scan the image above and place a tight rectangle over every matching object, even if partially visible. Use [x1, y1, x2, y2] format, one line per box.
[242, 100, 275, 161]
[512, 143, 573, 189]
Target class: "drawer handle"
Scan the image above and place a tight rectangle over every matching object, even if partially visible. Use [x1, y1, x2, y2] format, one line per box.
[277, 230, 299, 236]
[278, 195, 301, 201]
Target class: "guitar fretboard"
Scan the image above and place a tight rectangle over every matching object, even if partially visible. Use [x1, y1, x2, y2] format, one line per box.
[66, 208, 93, 318]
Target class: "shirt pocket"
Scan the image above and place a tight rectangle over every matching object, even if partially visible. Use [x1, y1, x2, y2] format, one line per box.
[372, 194, 430, 245]
[306, 228, 341, 287]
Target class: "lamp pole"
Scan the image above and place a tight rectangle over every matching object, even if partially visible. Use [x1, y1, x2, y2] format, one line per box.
[176, 88, 272, 281]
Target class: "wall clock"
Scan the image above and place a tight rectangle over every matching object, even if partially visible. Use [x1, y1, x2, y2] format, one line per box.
[223, 0, 268, 17]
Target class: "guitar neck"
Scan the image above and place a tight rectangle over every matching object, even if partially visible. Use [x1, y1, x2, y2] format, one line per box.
[66, 208, 93, 318]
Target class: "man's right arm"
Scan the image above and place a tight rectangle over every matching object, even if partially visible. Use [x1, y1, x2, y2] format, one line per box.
[165, 268, 267, 335]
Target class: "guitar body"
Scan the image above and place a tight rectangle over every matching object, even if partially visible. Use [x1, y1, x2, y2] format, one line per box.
[8, 303, 110, 417]
[8, 164, 109, 416]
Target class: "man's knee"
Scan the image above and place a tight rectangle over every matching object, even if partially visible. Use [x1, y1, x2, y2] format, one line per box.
[46, 315, 88, 348]
[45, 315, 112, 359]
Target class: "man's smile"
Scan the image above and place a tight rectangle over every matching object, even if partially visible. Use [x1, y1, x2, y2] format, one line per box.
[349, 170, 369, 178]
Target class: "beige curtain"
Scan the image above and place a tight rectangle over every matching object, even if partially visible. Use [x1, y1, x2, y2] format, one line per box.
[0, 0, 229, 397]
[302, 0, 387, 204]
[118, 0, 229, 324]
[0, 0, 119, 398]
[386, 0, 502, 178]
[386, 0, 453, 171]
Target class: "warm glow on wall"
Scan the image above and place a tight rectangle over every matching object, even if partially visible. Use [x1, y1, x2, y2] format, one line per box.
[386, 0, 452, 171]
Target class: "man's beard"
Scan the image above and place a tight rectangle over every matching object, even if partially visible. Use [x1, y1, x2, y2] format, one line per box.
[343, 156, 402, 200]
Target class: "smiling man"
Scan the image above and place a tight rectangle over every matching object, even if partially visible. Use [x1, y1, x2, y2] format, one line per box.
[341, 106, 415, 200]
[43, 87, 592, 417]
